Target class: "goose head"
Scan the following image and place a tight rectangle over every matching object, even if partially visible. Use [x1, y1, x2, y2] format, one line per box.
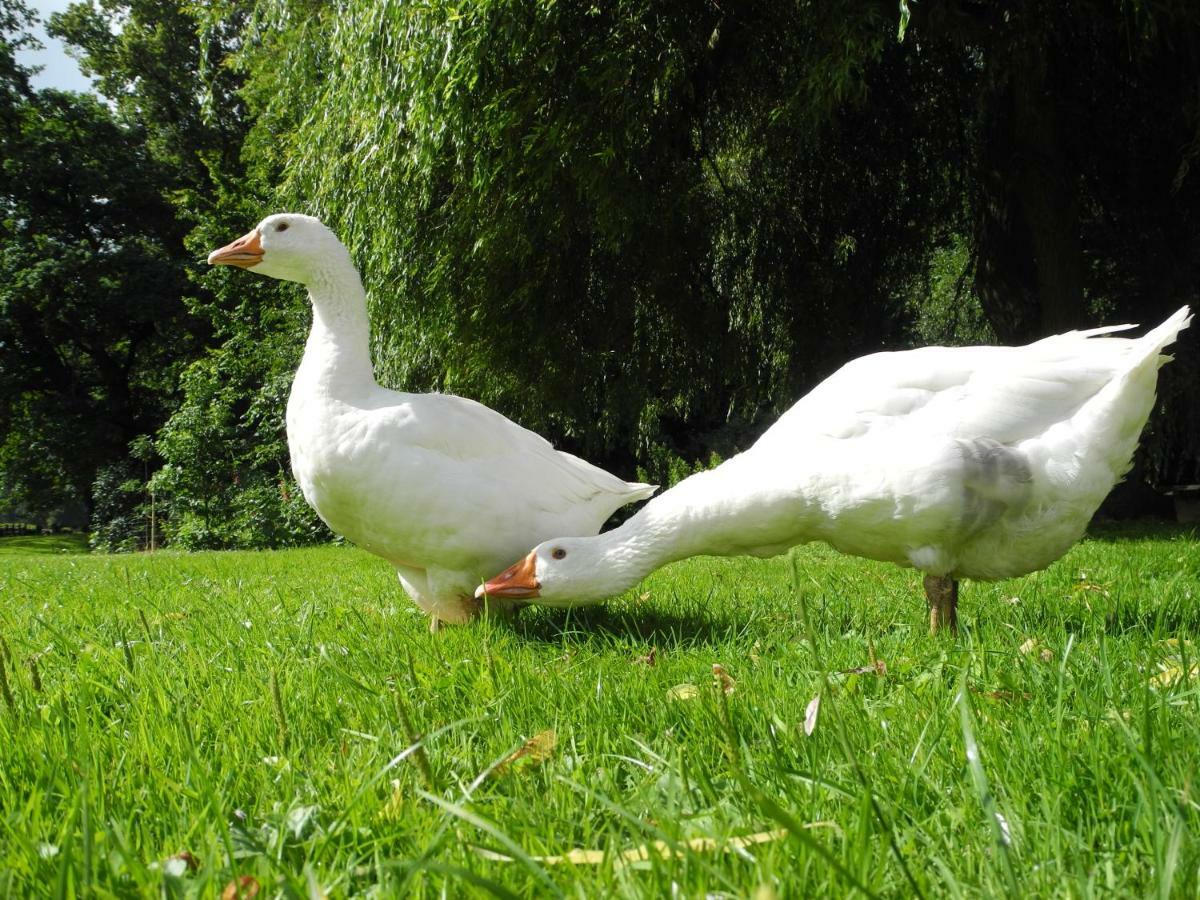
[207, 213, 348, 285]
[477, 537, 629, 606]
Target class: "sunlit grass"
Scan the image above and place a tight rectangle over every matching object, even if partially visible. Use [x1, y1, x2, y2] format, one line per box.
[0, 523, 1197, 896]
[0, 533, 90, 556]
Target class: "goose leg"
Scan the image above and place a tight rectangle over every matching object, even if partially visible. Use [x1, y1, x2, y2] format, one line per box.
[923, 575, 958, 635]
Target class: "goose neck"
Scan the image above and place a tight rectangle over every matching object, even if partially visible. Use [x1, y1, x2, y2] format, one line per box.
[299, 255, 375, 392]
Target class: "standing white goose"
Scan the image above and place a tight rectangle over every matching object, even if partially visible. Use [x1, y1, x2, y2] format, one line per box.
[479, 307, 1191, 633]
[208, 213, 655, 626]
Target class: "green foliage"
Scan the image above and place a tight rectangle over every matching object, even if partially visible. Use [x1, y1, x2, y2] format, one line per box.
[11, 0, 1198, 548]
[151, 333, 327, 549]
[0, 86, 204, 528]
[905, 235, 997, 347]
[42, 0, 325, 547]
[245, 0, 971, 481]
[0, 526, 1198, 894]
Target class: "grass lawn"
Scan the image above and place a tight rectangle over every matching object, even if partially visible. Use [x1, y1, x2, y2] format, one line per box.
[0, 524, 1198, 897]
[0, 533, 90, 556]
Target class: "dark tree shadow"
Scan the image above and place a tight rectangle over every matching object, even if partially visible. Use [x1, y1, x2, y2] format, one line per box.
[510, 599, 762, 649]
[1085, 518, 1197, 543]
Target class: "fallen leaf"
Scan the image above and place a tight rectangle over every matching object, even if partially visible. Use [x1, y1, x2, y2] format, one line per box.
[633, 647, 657, 667]
[475, 827, 825, 866]
[1018, 638, 1039, 655]
[221, 876, 260, 900]
[638, 592, 651, 603]
[667, 683, 700, 701]
[1151, 661, 1200, 690]
[838, 660, 887, 676]
[803, 694, 820, 736]
[712, 663, 735, 695]
[496, 729, 557, 772]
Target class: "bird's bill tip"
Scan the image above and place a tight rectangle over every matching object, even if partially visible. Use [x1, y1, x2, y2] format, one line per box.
[478, 551, 540, 600]
[208, 228, 264, 267]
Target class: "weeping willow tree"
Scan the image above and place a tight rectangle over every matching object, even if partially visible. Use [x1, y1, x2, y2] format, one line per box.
[62, 0, 1195, 547]
[237, 0, 973, 477]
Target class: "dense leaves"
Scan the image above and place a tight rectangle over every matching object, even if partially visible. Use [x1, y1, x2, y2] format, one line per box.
[1, 0, 1197, 546]
[0, 87, 204, 534]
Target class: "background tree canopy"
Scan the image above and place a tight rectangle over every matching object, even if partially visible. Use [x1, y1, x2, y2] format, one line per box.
[0, 0, 1197, 548]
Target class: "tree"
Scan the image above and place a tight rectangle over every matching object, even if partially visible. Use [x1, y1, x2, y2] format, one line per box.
[0, 88, 206, 533]
[49, 0, 330, 547]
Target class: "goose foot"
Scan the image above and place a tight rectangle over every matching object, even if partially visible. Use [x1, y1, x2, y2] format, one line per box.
[923, 575, 958, 635]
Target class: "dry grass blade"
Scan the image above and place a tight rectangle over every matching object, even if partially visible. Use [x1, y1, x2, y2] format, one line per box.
[221, 875, 260, 899]
[495, 729, 556, 774]
[476, 828, 809, 866]
[837, 661, 887, 676]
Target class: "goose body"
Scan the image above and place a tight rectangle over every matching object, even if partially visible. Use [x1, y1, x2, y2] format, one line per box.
[209, 214, 654, 624]
[480, 308, 1191, 630]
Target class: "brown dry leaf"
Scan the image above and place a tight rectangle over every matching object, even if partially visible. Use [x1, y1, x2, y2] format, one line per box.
[221, 876, 260, 900]
[496, 729, 557, 773]
[712, 663, 736, 695]
[667, 683, 700, 701]
[633, 647, 657, 667]
[838, 661, 887, 676]
[803, 694, 821, 736]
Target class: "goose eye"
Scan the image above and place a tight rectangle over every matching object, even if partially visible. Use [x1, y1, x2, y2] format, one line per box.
[276, 222, 289, 232]
[551, 548, 567, 560]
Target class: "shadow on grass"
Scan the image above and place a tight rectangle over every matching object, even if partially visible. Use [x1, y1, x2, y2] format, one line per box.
[1085, 518, 1198, 543]
[0, 533, 90, 555]
[512, 599, 755, 649]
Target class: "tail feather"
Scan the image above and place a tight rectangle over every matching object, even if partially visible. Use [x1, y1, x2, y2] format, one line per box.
[624, 482, 659, 503]
[1139, 305, 1192, 364]
[1071, 305, 1190, 486]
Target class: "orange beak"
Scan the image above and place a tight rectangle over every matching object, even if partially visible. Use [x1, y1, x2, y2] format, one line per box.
[476, 550, 541, 600]
[207, 229, 264, 268]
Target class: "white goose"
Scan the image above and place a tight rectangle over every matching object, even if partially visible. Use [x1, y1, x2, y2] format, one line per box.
[479, 307, 1191, 632]
[208, 213, 655, 626]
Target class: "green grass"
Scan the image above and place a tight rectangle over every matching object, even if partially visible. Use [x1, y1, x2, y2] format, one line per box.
[0, 524, 1198, 897]
[0, 533, 90, 556]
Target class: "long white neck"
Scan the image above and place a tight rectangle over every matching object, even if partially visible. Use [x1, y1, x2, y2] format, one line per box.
[294, 249, 376, 395]
[578, 451, 824, 599]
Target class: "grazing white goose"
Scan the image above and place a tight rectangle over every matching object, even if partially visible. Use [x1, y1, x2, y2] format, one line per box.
[479, 307, 1191, 633]
[208, 213, 655, 626]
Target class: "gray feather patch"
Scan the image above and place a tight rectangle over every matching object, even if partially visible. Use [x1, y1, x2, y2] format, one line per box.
[957, 438, 1033, 533]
